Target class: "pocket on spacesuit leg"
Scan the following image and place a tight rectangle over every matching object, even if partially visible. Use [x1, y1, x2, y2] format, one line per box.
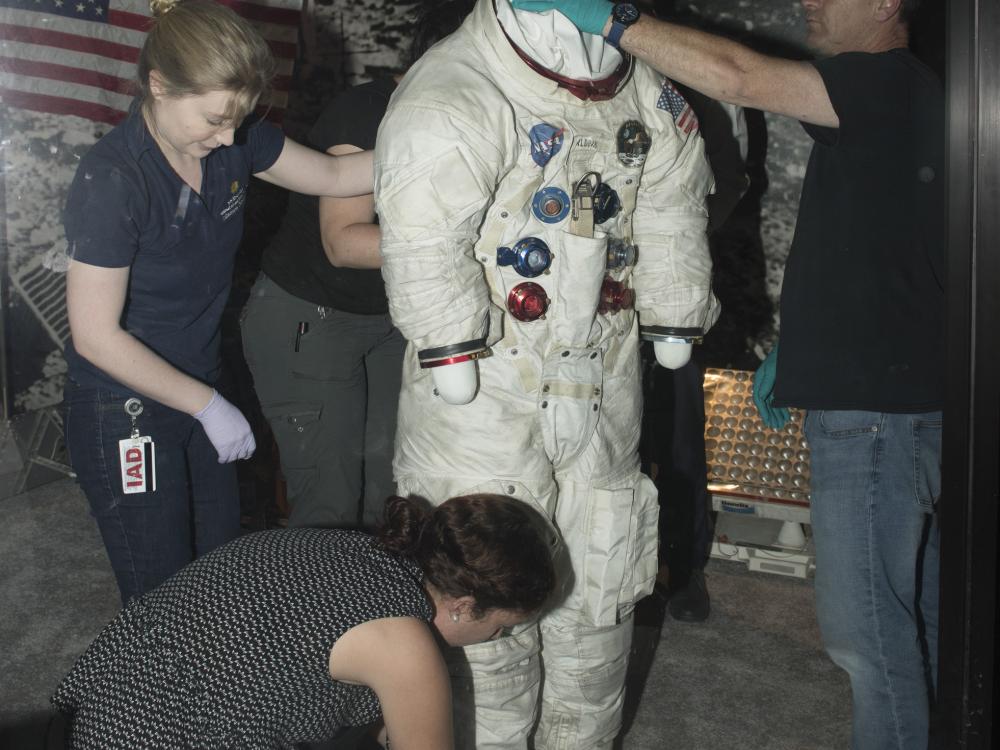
[626, 476, 660, 605]
[579, 487, 635, 626]
[575, 479, 659, 625]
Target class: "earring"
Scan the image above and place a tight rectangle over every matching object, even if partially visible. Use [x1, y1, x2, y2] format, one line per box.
[451, 611, 460, 623]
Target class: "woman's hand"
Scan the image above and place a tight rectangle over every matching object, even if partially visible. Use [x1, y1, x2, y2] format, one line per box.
[192, 391, 256, 462]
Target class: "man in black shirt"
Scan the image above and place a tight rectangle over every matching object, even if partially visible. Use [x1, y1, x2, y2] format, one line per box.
[514, 1, 943, 747]
[241, 1, 475, 532]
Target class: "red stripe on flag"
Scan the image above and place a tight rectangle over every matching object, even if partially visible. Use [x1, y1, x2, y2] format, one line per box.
[0, 87, 127, 125]
[677, 107, 698, 134]
[0, 22, 140, 63]
[271, 73, 292, 93]
[1, 57, 136, 96]
[106, 9, 154, 33]
[265, 39, 298, 60]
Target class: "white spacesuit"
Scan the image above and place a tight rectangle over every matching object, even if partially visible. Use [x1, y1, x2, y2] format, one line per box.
[375, 1, 718, 747]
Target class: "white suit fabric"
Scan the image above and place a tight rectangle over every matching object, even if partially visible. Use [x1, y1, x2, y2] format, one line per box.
[375, 2, 717, 747]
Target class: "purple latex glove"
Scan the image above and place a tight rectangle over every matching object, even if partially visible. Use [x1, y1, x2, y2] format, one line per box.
[193, 390, 256, 463]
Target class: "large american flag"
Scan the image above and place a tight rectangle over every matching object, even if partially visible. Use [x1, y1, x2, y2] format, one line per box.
[0, 0, 302, 125]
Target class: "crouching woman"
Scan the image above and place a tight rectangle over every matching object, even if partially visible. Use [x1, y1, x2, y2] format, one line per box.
[52, 494, 557, 749]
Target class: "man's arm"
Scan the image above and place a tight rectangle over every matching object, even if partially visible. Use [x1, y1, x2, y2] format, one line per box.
[512, 0, 838, 126]
[319, 143, 382, 269]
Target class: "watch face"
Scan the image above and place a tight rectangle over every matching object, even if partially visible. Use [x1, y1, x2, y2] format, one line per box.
[614, 3, 640, 24]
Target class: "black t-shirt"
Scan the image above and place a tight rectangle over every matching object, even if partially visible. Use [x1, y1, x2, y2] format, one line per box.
[261, 78, 396, 315]
[774, 49, 944, 412]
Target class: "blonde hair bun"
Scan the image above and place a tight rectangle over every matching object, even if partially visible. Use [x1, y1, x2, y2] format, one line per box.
[149, 0, 180, 18]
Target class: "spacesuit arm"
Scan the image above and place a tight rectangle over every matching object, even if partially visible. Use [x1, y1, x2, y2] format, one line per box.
[375, 102, 508, 365]
[630, 105, 719, 349]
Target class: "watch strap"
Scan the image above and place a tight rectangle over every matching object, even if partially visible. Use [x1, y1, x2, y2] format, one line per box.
[607, 20, 628, 49]
[606, 3, 639, 50]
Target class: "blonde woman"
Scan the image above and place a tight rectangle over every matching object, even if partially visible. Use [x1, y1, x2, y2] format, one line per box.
[61, 0, 373, 604]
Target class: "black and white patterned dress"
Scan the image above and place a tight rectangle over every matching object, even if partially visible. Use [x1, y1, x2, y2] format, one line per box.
[52, 529, 433, 749]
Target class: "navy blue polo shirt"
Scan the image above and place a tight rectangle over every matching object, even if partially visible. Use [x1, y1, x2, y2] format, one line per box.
[63, 109, 285, 393]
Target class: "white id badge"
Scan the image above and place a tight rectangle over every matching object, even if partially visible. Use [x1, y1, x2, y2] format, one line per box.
[119, 436, 156, 494]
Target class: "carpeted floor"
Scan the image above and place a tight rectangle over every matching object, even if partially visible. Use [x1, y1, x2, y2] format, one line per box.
[0, 478, 851, 749]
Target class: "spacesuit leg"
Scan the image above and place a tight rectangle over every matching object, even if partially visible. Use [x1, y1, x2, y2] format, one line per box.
[396, 474, 555, 750]
[534, 475, 659, 750]
[535, 616, 633, 750]
[445, 626, 542, 750]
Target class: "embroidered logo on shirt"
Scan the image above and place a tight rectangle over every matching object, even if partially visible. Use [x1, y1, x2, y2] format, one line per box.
[231, 180, 240, 194]
[656, 78, 699, 134]
[220, 183, 247, 221]
[529, 124, 566, 167]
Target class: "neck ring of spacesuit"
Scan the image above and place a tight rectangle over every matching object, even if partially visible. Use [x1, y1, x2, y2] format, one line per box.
[504, 36, 633, 101]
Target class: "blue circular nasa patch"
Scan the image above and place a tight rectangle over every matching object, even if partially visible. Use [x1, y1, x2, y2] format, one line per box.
[529, 124, 566, 168]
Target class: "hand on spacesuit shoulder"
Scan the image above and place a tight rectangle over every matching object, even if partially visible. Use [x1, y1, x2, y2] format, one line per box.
[653, 341, 692, 370]
[510, 0, 613, 37]
[752, 345, 790, 430]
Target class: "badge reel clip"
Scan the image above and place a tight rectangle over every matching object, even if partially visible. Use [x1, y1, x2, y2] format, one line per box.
[119, 397, 156, 494]
[570, 172, 600, 238]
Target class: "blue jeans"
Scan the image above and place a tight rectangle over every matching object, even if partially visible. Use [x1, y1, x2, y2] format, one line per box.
[804, 410, 941, 750]
[63, 380, 240, 604]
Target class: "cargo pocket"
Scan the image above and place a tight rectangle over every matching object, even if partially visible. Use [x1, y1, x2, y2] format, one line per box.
[581, 486, 636, 626]
[262, 401, 323, 500]
[625, 475, 660, 604]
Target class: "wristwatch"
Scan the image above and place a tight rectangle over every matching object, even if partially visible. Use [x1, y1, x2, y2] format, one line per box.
[606, 3, 641, 50]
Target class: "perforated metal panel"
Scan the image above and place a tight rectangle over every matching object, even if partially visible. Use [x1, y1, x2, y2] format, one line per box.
[703, 368, 811, 506]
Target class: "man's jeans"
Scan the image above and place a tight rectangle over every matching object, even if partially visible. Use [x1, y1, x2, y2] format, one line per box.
[63, 381, 240, 604]
[804, 410, 941, 750]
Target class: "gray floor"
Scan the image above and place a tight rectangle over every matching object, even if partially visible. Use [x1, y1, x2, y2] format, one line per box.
[0, 478, 851, 749]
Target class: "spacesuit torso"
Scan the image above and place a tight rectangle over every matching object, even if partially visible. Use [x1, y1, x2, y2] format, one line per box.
[376, 0, 716, 494]
[375, 3, 717, 746]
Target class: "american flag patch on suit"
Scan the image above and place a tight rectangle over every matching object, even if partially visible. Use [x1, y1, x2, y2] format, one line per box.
[656, 76, 700, 134]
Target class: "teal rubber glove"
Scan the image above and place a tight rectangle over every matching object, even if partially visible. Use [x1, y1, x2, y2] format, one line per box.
[752, 345, 791, 430]
[510, 0, 614, 37]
